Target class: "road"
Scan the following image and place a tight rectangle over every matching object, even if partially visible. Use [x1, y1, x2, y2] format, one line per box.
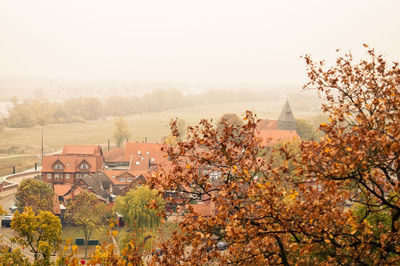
[0, 149, 62, 160]
[0, 171, 40, 262]
[0, 227, 35, 262]
[0, 171, 39, 211]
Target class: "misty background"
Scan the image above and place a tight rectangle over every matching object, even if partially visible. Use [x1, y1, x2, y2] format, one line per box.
[0, 0, 399, 96]
[0, 0, 398, 169]
[0, 0, 399, 129]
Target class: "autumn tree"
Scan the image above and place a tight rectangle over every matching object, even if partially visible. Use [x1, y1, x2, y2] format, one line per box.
[15, 178, 54, 213]
[216, 113, 243, 134]
[113, 117, 131, 148]
[64, 191, 108, 258]
[11, 207, 62, 265]
[147, 47, 400, 265]
[114, 186, 165, 248]
[169, 118, 186, 141]
[295, 46, 400, 264]
[5, 102, 36, 128]
[0, 246, 30, 265]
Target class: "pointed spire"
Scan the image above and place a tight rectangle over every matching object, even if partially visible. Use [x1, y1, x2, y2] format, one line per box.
[277, 99, 296, 130]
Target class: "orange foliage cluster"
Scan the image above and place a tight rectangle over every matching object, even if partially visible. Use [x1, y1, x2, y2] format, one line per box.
[147, 47, 400, 265]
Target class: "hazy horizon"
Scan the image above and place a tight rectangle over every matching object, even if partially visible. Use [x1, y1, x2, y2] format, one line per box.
[1, 0, 400, 89]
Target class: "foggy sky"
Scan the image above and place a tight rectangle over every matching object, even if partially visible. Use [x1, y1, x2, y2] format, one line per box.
[0, 0, 399, 87]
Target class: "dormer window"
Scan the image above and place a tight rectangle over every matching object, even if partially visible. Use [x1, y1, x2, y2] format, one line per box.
[81, 164, 89, 169]
[54, 164, 62, 169]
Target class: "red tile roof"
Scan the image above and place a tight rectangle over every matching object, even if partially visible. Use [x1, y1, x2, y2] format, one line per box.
[53, 194, 61, 215]
[54, 184, 72, 197]
[62, 145, 102, 156]
[257, 119, 278, 130]
[104, 148, 126, 162]
[102, 170, 144, 185]
[191, 201, 214, 217]
[63, 186, 85, 200]
[42, 155, 103, 173]
[125, 142, 164, 161]
[124, 142, 168, 172]
[256, 129, 299, 146]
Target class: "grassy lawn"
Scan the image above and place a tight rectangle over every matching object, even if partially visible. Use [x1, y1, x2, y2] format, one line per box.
[0, 155, 39, 176]
[61, 225, 109, 243]
[61, 225, 110, 258]
[0, 101, 319, 155]
[116, 221, 179, 251]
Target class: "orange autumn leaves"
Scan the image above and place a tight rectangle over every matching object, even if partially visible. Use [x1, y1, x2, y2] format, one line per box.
[147, 47, 400, 265]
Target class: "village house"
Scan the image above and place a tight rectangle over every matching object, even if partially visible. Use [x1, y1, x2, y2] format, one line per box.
[256, 99, 299, 145]
[42, 145, 104, 187]
[104, 142, 165, 171]
[61, 173, 118, 203]
[102, 170, 146, 192]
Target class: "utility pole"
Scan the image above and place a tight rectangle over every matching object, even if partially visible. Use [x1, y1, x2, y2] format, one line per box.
[41, 126, 44, 167]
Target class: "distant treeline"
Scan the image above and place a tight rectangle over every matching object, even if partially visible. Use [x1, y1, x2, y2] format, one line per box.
[3, 88, 287, 128]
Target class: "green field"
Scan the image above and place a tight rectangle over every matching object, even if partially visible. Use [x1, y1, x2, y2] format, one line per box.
[61, 225, 109, 243]
[0, 101, 319, 155]
[0, 155, 39, 177]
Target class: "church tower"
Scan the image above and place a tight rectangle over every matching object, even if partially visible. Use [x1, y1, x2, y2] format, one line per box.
[277, 99, 296, 130]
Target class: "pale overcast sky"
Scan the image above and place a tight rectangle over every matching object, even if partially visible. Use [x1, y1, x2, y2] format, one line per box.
[0, 0, 399, 87]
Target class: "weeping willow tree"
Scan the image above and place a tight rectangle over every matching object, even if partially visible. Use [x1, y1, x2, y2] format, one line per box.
[114, 186, 165, 248]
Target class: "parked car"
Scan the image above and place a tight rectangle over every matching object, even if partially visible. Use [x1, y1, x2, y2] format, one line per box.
[1, 215, 12, 227]
[9, 204, 18, 214]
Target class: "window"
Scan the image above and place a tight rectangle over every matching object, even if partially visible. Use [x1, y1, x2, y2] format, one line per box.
[120, 178, 125, 182]
[146, 151, 149, 155]
[47, 173, 51, 179]
[136, 161, 140, 165]
[210, 170, 221, 181]
[66, 174, 70, 179]
[54, 164, 62, 169]
[81, 164, 89, 169]
[112, 175, 115, 179]
[76, 174, 79, 178]
[55, 174, 61, 179]
[127, 178, 132, 182]
[137, 150, 141, 155]
[66, 163, 70, 167]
